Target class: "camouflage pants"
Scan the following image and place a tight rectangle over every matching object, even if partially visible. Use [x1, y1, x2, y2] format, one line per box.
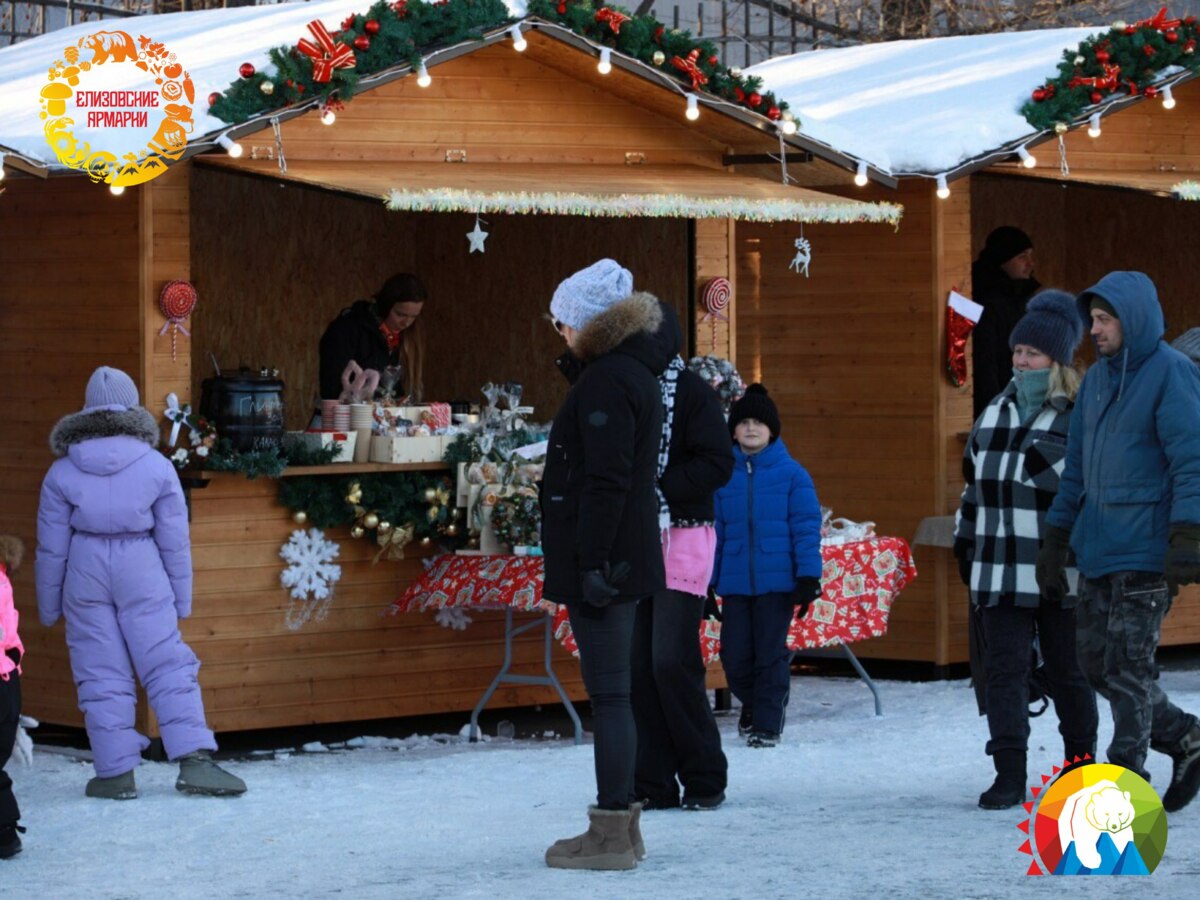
[1077, 571, 1197, 779]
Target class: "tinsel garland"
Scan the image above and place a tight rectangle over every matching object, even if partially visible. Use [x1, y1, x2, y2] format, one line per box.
[384, 187, 903, 225]
[277, 471, 461, 544]
[209, 0, 789, 126]
[1022, 10, 1200, 132]
[1173, 179, 1200, 199]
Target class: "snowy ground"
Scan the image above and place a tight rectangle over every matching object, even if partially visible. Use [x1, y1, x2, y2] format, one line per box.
[4, 670, 1199, 898]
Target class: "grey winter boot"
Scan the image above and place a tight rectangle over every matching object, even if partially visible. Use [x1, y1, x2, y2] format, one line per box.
[979, 750, 1027, 810]
[545, 806, 637, 870]
[1163, 723, 1200, 813]
[85, 769, 137, 800]
[175, 750, 247, 797]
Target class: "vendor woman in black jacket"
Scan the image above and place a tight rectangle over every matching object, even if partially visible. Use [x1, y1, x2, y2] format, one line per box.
[318, 273, 427, 401]
[542, 259, 667, 872]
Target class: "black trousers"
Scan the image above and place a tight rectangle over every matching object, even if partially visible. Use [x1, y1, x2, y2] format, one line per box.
[566, 600, 640, 810]
[0, 664, 21, 828]
[980, 603, 1098, 758]
[631, 589, 727, 802]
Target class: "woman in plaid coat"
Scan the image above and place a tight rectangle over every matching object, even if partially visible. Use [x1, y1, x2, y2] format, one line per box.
[954, 290, 1098, 810]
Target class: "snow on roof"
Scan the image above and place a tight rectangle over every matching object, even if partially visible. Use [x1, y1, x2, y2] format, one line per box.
[748, 27, 1102, 178]
[0, 0, 527, 169]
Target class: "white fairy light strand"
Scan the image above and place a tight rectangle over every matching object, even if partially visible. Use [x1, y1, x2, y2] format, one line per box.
[384, 187, 903, 225]
[1174, 180, 1200, 200]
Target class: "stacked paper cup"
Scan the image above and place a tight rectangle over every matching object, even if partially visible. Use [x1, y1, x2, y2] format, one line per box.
[331, 404, 351, 432]
[320, 399, 339, 429]
[350, 403, 374, 462]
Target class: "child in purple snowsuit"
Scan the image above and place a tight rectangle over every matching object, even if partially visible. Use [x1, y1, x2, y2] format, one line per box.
[36, 367, 245, 799]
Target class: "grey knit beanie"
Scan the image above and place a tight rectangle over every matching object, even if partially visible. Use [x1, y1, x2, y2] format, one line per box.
[1009, 290, 1085, 365]
[1173, 327, 1200, 364]
[550, 259, 634, 330]
[84, 366, 139, 411]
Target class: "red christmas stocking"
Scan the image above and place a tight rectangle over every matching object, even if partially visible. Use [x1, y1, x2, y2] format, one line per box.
[946, 290, 983, 387]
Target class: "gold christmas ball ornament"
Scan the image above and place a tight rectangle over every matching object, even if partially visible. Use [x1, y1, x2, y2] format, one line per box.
[363, 512, 379, 529]
[1055, 122, 1069, 134]
[260, 80, 275, 96]
[420, 535, 432, 546]
[377, 520, 392, 534]
[652, 50, 665, 66]
[445, 523, 458, 536]
[424, 487, 437, 503]
[427, 505, 441, 522]
[350, 524, 366, 539]
[292, 511, 308, 525]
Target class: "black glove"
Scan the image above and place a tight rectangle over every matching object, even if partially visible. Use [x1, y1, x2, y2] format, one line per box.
[580, 561, 631, 608]
[953, 537, 974, 588]
[1166, 524, 1200, 598]
[792, 576, 822, 621]
[1036, 525, 1072, 606]
[703, 585, 723, 622]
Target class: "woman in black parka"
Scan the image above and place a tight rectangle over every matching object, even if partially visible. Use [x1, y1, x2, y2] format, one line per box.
[542, 261, 667, 871]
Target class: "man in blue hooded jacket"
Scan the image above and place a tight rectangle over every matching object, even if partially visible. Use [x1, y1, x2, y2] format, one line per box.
[1037, 271, 1200, 813]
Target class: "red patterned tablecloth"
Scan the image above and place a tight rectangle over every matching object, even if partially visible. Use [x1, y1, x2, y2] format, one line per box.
[389, 537, 917, 664]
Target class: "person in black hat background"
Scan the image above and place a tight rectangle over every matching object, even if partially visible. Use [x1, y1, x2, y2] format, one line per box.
[954, 290, 1098, 810]
[971, 227, 1040, 419]
[318, 273, 428, 402]
[711, 384, 822, 748]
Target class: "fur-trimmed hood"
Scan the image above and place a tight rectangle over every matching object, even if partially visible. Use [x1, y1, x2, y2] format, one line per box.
[49, 407, 160, 475]
[0, 535, 23, 572]
[572, 291, 665, 364]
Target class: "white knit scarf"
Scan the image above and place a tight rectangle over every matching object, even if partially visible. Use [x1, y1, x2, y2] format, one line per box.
[656, 355, 685, 534]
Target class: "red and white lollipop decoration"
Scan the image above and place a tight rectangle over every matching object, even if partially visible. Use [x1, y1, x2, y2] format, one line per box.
[699, 277, 732, 350]
[158, 280, 197, 361]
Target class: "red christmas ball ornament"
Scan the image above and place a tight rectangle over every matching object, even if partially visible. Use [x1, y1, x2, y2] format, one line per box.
[747, 92, 762, 108]
[1145, 86, 1159, 98]
[1186, 39, 1197, 54]
[354, 35, 371, 52]
[708, 55, 720, 66]
[1096, 49, 1110, 63]
[767, 105, 781, 120]
[1166, 30, 1179, 43]
[734, 86, 745, 102]
[239, 62, 255, 79]
[1032, 88, 1047, 102]
[1143, 44, 1156, 58]
[208, 92, 221, 107]
[1090, 91, 1103, 103]
[392, 0, 408, 17]
[365, 19, 380, 35]
[557, 2, 566, 12]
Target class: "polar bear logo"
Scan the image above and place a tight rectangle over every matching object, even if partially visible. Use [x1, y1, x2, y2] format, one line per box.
[1058, 780, 1136, 870]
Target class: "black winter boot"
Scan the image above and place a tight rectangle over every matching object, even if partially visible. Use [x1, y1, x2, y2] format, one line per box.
[1163, 723, 1200, 813]
[1061, 742, 1096, 774]
[0, 824, 25, 860]
[979, 750, 1027, 810]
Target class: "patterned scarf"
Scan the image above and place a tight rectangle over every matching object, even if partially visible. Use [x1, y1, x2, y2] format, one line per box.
[656, 355, 685, 533]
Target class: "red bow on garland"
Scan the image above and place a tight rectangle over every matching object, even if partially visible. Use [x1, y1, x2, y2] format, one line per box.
[1132, 7, 1182, 32]
[1068, 62, 1122, 92]
[297, 19, 357, 84]
[594, 7, 629, 34]
[672, 48, 708, 91]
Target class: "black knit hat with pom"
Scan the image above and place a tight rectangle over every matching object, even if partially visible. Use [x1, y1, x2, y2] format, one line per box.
[728, 383, 781, 440]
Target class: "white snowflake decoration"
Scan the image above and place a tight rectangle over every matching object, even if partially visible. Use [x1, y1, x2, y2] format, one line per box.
[280, 528, 342, 630]
[435, 607, 473, 631]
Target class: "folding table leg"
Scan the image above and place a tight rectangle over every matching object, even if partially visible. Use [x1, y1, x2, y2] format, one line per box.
[839, 642, 883, 716]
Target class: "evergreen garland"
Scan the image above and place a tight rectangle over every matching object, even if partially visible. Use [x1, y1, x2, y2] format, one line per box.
[209, 0, 787, 125]
[278, 471, 461, 543]
[204, 436, 344, 480]
[1023, 11, 1200, 132]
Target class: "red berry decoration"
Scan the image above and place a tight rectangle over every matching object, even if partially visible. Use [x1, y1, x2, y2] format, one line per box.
[341, 15, 356, 30]
[1144, 45, 1156, 58]
[208, 92, 221, 107]
[747, 92, 762, 108]
[708, 55, 720, 66]
[1032, 88, 1047, 102]
[1166, 30, 1179, 43]
[354, 35, 370, 52]
[392, 0, 408, 17]
[557, 2, 566, 12]
[239, 62, 255, 79]
[734, 87, 745, 102]
[1090, 91, 1103, 103]
[1145, 86, 1159, 98]
[365, 19, 380, 35]
[767, 105, 781, 120]
[1096, 49, 1110, 63]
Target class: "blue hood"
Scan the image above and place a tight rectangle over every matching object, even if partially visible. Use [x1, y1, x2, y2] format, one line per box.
[1078, 271, 1164, 369]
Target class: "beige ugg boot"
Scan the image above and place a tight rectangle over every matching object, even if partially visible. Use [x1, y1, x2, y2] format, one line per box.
[545, 806, 637, 871]
[628, 801, 645, 861]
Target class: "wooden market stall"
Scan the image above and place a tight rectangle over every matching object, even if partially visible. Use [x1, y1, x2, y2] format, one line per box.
[731, 27, 1200, 667]
[0, 8, 900, 734]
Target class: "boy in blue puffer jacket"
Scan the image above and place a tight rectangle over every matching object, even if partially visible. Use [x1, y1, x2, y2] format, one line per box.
[712, 384, 822, 747]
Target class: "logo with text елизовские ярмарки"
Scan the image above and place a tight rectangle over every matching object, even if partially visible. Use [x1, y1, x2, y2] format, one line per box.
[40, 30, 193, 188]
[1020, 761, 1168, 876]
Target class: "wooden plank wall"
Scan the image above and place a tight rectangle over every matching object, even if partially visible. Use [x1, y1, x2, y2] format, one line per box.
[190, 166, 689, 426]
[0, 176, 142, 726]
[185, 474, 586, 732]
[971, 172, 1200, 642]
[735, 180, 973, 664]
[694, 219, 736, 361]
